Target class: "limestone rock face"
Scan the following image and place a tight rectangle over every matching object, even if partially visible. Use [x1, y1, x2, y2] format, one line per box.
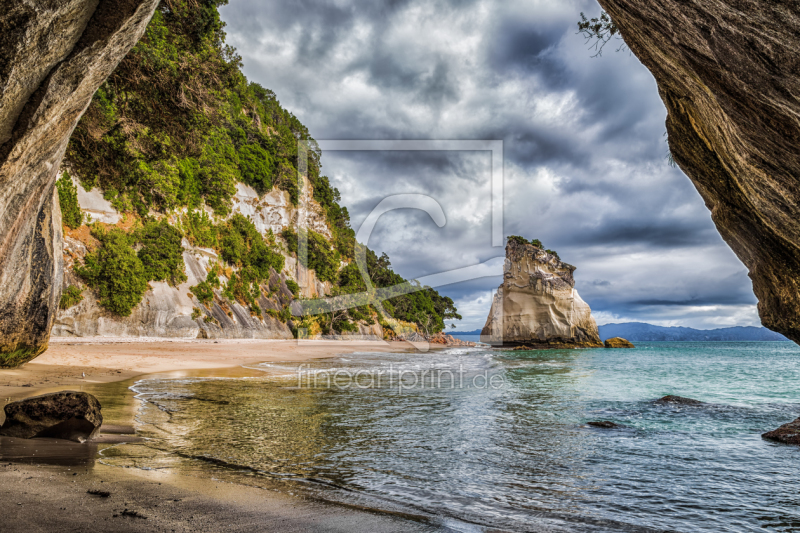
[0, 0, 158, 366]
[597, 1, 800, 343]
[604, 337, 635, 349]
[54, 242, 293, 340]
[51, 173, 330, 339]
[481, 241, 602, 347]
[0, 391, 103, 443]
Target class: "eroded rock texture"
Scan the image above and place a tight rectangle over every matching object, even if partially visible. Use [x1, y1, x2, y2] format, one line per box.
[481, 241, 602, 347]
[598, 0, 800, 343]
[0, 0, 158, 365]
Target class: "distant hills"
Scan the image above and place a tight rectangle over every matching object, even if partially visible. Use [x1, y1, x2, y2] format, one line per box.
[450, 329, 482, 336]
[597, 323, 789, 342]
[450, 323, 790, 341]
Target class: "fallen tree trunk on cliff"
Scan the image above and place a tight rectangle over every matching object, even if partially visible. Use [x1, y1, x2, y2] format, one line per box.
[0, 0, 158, 366]
[596, 0, 800, 343]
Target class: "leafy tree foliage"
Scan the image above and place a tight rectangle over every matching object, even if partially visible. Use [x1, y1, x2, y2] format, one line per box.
[182, 209, 218, 248]
[281, 227, 340, 283]
[238, 143, 272, 193]
[137, 219, 187, 285]
[221, 214, 284, 276]
[75, 228, 150, 316]
[56, 172, 82, 230]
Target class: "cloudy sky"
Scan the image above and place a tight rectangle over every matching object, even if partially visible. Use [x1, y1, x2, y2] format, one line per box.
[219, 0, 758, 331]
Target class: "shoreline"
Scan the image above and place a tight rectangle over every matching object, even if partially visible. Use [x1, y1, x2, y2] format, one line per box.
[0, 337, 422, 401]
[0, 338, 456, 532]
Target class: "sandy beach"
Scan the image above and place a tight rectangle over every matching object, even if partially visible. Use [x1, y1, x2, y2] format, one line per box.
[0, 337, 417, 400]
[0, 338, 450, 532]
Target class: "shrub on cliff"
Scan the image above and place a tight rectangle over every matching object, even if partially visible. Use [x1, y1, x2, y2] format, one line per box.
[183, 209, 218, 248]
[59, 285, 84, 310]
[238, 143, 273, 194]
[56, 172, 82, 230]
[75, 228, 149, 317]
[136, 219, 187, 286]
[221, 214, 284, 276]
[507, 235, 543, 248]
[281, 227, 340, 283]
[285, 279, 300, 297]
[190, 281, 215, 306]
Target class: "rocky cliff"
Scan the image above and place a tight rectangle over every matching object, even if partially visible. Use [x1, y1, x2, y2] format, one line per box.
[0, 0, 158, 366]
[597, 1, 800, 344]
[481, 241, 602, 347]
[52, 179, 332, 340]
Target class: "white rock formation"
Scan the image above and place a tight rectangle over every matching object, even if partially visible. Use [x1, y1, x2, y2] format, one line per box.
[73, 175, 120, 224]
[481, 241, 602, 347]
[230, 182, 332, 240]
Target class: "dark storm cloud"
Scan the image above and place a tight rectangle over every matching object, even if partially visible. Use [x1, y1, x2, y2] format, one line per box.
[219, 0, 759, 330]
[570, 218, 721, 248]
[488, 19, 565, 74]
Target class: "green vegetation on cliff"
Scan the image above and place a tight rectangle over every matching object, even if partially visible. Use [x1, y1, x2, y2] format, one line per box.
[64, 0, 458, 334]
[137, 219, 188, 286]
[508, 235, 543, 248]
[74, 220, 190, 316]
[56, 172, 82, 230]
[75, 228, 152, 317]
[65, 0, 313, 215]
[59, 286, 84, 310]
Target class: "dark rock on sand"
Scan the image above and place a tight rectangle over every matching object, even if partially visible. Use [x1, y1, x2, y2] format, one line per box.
[587, 421, 625, 429]
[597, 0, 800, 343]
[762, 418, 800, 445]
[604, 337, 635, 348]
[655, 395, 703, 406]
[0, 391, 102, 442]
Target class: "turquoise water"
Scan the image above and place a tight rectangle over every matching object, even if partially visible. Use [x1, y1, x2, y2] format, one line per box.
[107, 342, 800, 532]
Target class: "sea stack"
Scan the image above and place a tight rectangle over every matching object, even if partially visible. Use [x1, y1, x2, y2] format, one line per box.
[481, 238, 602, 348]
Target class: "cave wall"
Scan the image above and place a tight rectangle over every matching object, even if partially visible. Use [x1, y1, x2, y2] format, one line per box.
[598, 0, 800, 343]
[0, 0, 159, 366]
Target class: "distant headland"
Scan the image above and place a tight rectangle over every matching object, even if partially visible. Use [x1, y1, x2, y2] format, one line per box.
[452, 322, 790, 342]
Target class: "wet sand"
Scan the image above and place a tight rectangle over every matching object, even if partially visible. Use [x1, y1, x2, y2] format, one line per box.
[0, 337, 416, 400]
[0, 338, 450, 532]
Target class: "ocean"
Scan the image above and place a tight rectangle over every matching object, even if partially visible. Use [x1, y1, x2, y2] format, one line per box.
[102, 342, 800, 532]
